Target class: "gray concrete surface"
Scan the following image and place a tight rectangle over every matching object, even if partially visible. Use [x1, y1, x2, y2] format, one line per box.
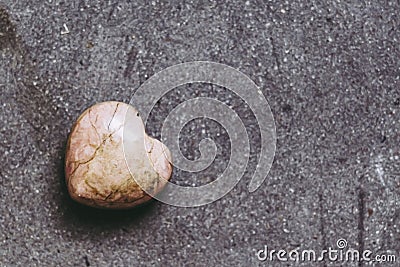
[0, 0, 399, 266]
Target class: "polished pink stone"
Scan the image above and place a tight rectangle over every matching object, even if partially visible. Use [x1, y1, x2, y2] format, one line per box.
[65, 101, 172, 209]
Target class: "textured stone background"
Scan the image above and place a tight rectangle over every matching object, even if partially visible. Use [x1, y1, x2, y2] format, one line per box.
[0, 0, 399, 266]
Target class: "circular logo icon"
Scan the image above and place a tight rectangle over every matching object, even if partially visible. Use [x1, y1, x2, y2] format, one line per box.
[336, 238, 348, 249]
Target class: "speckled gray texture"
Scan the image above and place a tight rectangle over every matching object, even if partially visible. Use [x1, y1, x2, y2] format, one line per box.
[0, 0, 399, 266]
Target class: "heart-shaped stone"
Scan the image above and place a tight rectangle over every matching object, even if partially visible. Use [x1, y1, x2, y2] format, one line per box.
[65, 101, 172, 209]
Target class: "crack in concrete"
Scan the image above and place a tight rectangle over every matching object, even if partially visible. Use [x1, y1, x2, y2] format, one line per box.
[318, 192, 328, 267]
[124, 45, 138, 78]
[357, 174, 366, 267]
[270, 36, 286, 90]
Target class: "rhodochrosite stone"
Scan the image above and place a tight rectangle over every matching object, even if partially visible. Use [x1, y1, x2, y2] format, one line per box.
[65, 101, 172, 209]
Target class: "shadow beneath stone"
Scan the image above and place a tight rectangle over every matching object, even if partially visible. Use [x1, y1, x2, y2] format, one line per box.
[64, 197, 158, 225]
